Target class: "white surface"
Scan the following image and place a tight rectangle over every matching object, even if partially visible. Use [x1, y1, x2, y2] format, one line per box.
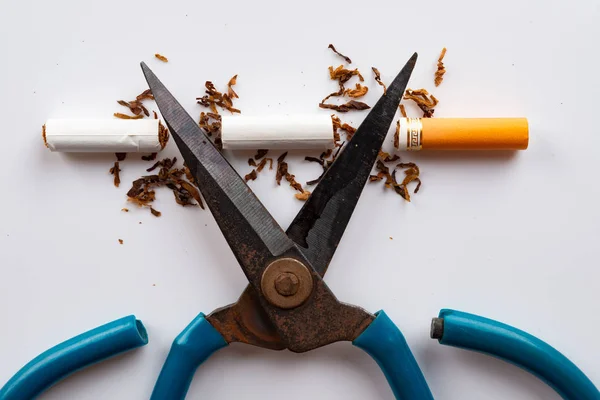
[221, 114, 334, 150]
[0, 0, 599, 399]
[45, 119, 162, 152]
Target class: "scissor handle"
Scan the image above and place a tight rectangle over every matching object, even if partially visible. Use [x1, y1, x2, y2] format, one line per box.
[353, 311, 434, 400]
[434, 309, 600, 400]
[150, 313, 228, 400]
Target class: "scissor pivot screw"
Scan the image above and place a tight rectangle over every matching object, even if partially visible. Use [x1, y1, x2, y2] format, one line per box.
[261, 258, 313, 309]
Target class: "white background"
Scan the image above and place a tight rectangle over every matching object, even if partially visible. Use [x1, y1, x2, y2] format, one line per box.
[0, 0, 598, 399]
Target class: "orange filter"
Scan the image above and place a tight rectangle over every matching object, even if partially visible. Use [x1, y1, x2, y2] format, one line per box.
[397, 118, 529, 151]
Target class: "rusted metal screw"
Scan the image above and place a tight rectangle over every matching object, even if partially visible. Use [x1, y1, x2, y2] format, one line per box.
[274, 272, 300, 296]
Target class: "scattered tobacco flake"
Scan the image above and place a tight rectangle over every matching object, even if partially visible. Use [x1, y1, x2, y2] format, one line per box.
[435, 47, 447, 87]
[331, 115, 357, 141]
[126, 157, 204, 215]
[394, 120, 401, 149]
[344, 83, 368, 98]
[248, 158, 257, 167]
[114, 113, 144, 120]
[378, 150, 400, 163]
[245, 170, 258, 181]
[158, 121, 170, 149]
[369, 156, 422, 202]
[319, 100, 370, 113]
[329, 65, 364, 84]
[321, 82, 345, 104]
[109, 162, 121, 188]
[399, 104, 408, 118]
[150, 208, 162, 217]
[254, 149, 268, 160]
[404, 88, 438, 118]
[256, 157, 273, 172]
[328, 44, 352, 64]
[142, 153, 158, 161]
[121, 208, 129, 212]
[275, 152, 288, 185]
[197, 80, 240, 114]
[198, 111, 223, 150]
[118, 239, 124, 245]
[227, 75, 239, 99]
[42, 124, 48, 147]
[116, 152, 127, 161]
[117, 89, 154, 117]
[155, 54, 168, 62]
[295, 190, 311, 201]
[372, 67, 387, 95]
[306, 143, 344, 186]
[153, 111, 158, 119]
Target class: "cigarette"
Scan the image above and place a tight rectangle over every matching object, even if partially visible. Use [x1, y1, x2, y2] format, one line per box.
[42, 119, 169, 152]
[397, 118, 529, 151]
[221, 115, 334, 150]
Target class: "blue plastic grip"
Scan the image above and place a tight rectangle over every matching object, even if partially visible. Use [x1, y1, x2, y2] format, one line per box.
[0, 315, 148, 400]
[436, 309, 600, 400]
[150, 313, 228, 400]
[353, 311, 434, 400]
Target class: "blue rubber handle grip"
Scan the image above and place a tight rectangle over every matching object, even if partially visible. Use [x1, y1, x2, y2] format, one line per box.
[436, 309, 600, 400]
[150, 313, 228, 400]
[353, 311, 434, 400]
[0, 315, 148, 400]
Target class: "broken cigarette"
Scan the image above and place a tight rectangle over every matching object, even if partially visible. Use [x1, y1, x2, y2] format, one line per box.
[221, 115, 334, 150]
[396, 118, 529, 151]
[42, 119, 169, 152]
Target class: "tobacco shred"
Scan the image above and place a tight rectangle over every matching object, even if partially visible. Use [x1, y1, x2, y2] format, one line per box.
[150, 208, 161, 217]
[248, 158, 257, 167]
[399, 104, 408, 118]
[404, 88, 438, 118]
[394, 120, 401, 149]
[331, 115, 357, 141]
[329, 65, 364, 83]
[114, 112, 144, 120]
[117, 89, 154, 117]
[118, 239, 124, 245]
[378, 150, 400, 163]
[158, 121, 170, 149]
[256, 158, 273, 172]
[153, 111, 158, 119]
[245, 170, 258, 181]
[327, 44, 352, 64]
[155, 54, 168, 62]
[116, 152, 127, 161]
[227, 75, 239, 99]
[197, 80, 240, 114]
[121, 208, 129, 212]
[254, 149, 268, 160]
[126, 157, 205, 216]
[306, 143, 344, 186]
[344, 83, 368, 98]
[372, 67, 387, 95]
[109, 162, 121, 187]
[295, 190, 311, 201]
[435, 47, 447, 87]
[369, 156, 422, 202]
[142, 153, 158, 161]
[42, 124, 48, 148]
[275, 152, 304, 193]
[319, 100, 370, 113]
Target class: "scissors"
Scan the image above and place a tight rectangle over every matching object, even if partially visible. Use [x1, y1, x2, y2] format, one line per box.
[1, 53, 598, 400]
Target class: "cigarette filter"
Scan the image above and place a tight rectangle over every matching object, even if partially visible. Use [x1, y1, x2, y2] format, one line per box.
[397, 118, 528, 151]
[221, 115, 334, 150]
[42, 119, 169, 152]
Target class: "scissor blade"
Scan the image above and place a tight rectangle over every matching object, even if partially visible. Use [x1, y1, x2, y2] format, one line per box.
[141, 62, 294, 290]
[286, 53, 418, 277]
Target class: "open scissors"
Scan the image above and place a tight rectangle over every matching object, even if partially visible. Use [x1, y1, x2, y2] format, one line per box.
[141, 53, 599, 400]
[2, 53, 597, 400]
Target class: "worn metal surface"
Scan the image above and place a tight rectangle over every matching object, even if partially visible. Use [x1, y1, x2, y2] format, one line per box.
[141, 53, 417, 353]
[261, 258, 313, 309]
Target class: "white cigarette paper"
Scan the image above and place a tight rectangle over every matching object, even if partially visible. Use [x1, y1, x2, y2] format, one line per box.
[42, 119, 168, 152]
[221, 115, 334, 150]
